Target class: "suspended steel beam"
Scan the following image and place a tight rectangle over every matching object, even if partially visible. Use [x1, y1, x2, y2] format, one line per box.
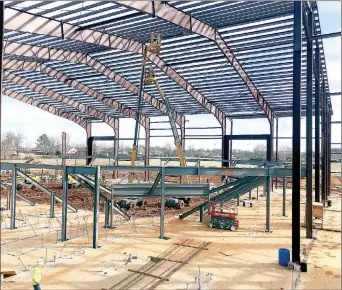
[3, 10, 224, 124]
[2, 86, 90, 130]
[113, 1, 274, 122]
[4, 70, 119, 129]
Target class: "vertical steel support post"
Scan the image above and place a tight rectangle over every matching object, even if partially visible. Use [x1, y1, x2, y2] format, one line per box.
[314, 43, 321, 202]
[93, 166, 100, 249]
[292, 1, 302, 263]
[145, 118, 150, 181]
[275, 118, 279, 188]
[61, 167, 68, 241]
[269, 118, 274, 191]
[113, 119, 119, 179]
[104, 202, 109, 228]
[50, 192, 55, 218]
[199, 206, 204, 222]
[10, 164, 17, 230]
[229, 120, 233, 167]
[86, 121, 92, 165]
[180, 115, 186, 149]
[61, 132, 67, 166]
[159, 166, 165, 239]
[306, 9, 313, 239]
[0, 1, 4, 123]
[110, 186, 114, 229]
[283, 176, 286, 216]
[6, 187, 11, 210]
[249, 190, 251, 200]
[321, 86, 326, 205]
[266, 175, 271, 232]
[327, 113, 331, 196]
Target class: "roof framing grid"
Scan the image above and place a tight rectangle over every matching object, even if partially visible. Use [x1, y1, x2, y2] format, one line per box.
[114, 1, 275, 122]
[2, 1, 332, 121]
[3, 42, 178, 126]
[2, 86, 91, 130]
[4, 70, 119, 129]
[3, 58, 150, 128]
[3, 6, 228, 126]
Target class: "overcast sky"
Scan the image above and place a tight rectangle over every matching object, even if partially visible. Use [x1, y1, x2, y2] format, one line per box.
[1, 1, 341, 152]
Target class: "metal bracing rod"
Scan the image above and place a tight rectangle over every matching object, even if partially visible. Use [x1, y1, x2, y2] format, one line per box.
[93, 166, 100, 249]
[114, 1, 275, 122]
[4, 9, 226, 125]
[305, 9, 313, 239]
[3, 47, 177, 125]
[321, 85, 327, 204]
[10, 164, 17, 230]
[292, 1, 302, 264]
[4, 71, 118, 129]
[2, 87, 90, 130]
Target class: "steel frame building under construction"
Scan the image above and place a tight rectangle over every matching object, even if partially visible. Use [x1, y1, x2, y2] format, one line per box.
[0, 1, 341, 266]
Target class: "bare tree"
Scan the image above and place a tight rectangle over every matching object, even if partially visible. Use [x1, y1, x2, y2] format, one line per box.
[3, 131, 25, 156]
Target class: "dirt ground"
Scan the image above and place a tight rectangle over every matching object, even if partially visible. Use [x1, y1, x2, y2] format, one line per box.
[1, 185, 340, 289]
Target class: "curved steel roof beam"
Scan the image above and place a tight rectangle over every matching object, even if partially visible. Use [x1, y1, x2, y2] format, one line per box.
[4, 70, 120, 129]
[112, 1, 275, 122]
[4, 9, 225, 125]
[2, 86, 90, 130]
[4, 59, 151, 129]
[4, 42, 181, 126]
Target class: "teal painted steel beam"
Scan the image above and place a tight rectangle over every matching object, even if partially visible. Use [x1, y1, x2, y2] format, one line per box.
[109, 183, 210, 197]
[149, 171, 161, 194]
[17, 170, 77, 212]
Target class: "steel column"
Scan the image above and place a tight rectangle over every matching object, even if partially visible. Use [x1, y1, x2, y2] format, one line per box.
[0, 1, 4, 123]
[109, 190, 114, 229]
[50, 192, 55, 218]
[328, 120, 331, 186]
[6, 187, 11, 210]
[104, 202, 109, 228]
[306, 9, 313, 239]
[199, 206, 204, 222]
[266, 175, 271, 232]
[292, 1, 302, 263]
[145, 118, 150, 181]
[93, 166, 100, 249]
[249, 190, 252, 200]
[114, 119, 119, 179]
[10, 164, 17, 230]
[160, 166, 165, 239]
[275, 118, 279, 189]
[314, 43, 321, 202]
[61, 132, 67, 166]
[321, 86, 327, 205]
[229, 120, 233, 167]
[61, 167, 68, 242]
[283, 176, 286, 216]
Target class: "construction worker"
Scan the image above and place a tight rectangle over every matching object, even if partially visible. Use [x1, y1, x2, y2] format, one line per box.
[32, 260, 43, 290]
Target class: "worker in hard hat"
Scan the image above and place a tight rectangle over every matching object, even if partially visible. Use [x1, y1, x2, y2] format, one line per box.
[32, 260, 43, 290]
